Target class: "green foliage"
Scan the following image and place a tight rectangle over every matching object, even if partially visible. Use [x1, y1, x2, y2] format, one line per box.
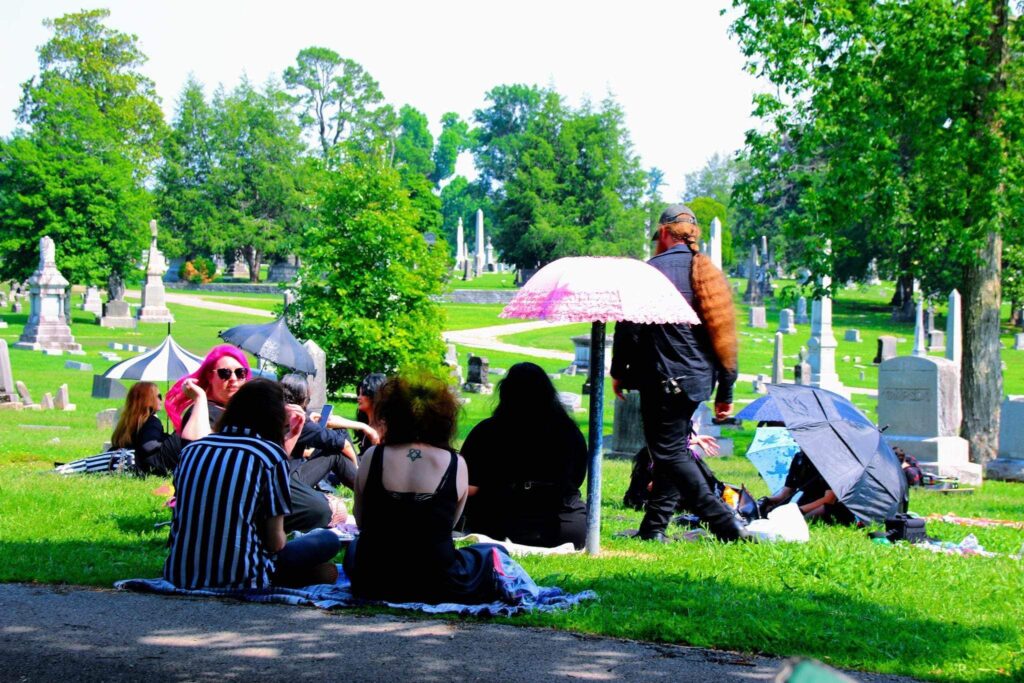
[471, 83, 545, 192]
[393, 105, 442, 235]
[0, 9, 164, 284]
[292, 162, 449, 389]
[687, 196, 734, 267]
[431, 112, 469, 186]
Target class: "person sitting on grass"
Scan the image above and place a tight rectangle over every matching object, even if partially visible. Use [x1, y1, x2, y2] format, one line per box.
[760, 451, 855, 525]
[110, 381, 181, 476]
[353, 372, 387, 457]
[165, 344, 251, 442]
[345, 374, 509, 604]
[893, 447, 923, 487]
[460, 362, 588, 549]
[164, 379, 340, 590]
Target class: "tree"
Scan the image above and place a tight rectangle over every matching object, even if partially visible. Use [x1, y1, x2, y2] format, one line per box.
[683, 152, 745, 206]
[686, 196, 734, 267]
[393, 105, 442, 234]
[431, 112, 469, 186]
[291, 162, 449, 389]
[471, 83, 545, 192]
[0, 9, 164, 286]
[730, 0, 1023, 463]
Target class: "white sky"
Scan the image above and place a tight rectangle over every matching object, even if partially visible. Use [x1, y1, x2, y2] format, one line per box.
[0, 0, 764, 199]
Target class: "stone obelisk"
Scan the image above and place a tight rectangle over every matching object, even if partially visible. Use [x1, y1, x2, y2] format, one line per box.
[707, 217, 723, 270]
[474, 209, 485, 276]
[455, 217, 465, 270]
[137, 220, 175, 323]
[14, 236, 82, 353]
[806, 243, 846, 397]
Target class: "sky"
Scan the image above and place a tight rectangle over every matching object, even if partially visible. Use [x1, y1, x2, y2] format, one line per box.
[0, 0, 764, 199]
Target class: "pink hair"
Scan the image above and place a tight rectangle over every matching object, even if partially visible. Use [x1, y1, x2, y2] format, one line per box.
[165, 344, 252, 433]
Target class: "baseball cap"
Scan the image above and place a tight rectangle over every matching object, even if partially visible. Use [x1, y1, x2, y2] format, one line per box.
[652, 204, 697, 239]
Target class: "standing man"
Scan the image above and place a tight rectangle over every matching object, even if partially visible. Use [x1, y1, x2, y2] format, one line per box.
[611, 204, 747, 542]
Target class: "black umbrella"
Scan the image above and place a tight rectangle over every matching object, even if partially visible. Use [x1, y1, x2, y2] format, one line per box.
[219, 317, 316, 375]
[766, 384, 907, 524]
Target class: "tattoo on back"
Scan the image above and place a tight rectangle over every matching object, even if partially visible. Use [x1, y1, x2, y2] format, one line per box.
[407, 448, 422, 462]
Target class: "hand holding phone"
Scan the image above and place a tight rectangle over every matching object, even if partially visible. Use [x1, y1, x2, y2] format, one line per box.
[318, 403, 334, 426]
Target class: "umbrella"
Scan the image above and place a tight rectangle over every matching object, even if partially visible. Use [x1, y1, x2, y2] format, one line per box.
[102, 335, 203, 382]
[766, 384, 907, 523]
[500, 256, 701, 554]
[734, 395, 785, 423]
[219, 316, 315, 375]
[745, 426, 801, 496]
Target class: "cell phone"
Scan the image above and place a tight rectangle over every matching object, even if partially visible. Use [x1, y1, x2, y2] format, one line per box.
[318, 404, 333, 425]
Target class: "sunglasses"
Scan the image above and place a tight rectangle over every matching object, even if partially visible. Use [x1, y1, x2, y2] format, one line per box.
[215, 367, 247, 381]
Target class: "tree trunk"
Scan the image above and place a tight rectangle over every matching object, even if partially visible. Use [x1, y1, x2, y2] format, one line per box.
[1010, 302, 1021, 327]
[889, 274, 915, 322]
[961, 231, 1002, 465]
[245, 247, 262, 283]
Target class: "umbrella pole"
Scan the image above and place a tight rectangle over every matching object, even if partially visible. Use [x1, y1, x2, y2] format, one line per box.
[585, 321, 606, 555]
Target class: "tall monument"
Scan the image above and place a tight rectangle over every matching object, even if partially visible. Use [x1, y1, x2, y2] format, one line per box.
[474, 209, 485, 276]
[806, 244, 846, 397]
[707, 217, 723, 270]
[15, 237, 82, 353]
[455, 217, 465, 270]
[136, 220, 175, 323]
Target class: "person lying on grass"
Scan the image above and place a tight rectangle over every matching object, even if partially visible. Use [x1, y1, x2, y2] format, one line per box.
[760, 451, 855, 525]
[164, 378, 340, 590]
[110, 381, 181, 476]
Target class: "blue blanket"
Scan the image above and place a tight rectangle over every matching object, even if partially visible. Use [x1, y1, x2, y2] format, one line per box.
[115, 549, 596, 617]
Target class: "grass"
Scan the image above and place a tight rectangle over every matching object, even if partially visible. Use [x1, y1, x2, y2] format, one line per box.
[448, 272, 516, 290]
[2, 287, 1023, 681]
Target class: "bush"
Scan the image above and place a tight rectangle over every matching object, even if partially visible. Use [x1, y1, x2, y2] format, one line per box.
[180, 257, 214, 284]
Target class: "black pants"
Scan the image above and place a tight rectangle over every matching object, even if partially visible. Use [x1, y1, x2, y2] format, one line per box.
[284, 479, 332, 534]
[637, 390, 742, 540]
[288, 452, 357, 491]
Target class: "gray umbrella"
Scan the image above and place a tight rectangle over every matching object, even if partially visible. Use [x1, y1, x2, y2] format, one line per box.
[219, 317, 316, 375]
[766, 383, 907, 524]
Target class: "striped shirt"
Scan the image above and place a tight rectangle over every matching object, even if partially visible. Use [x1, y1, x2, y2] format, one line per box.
[164, 425, 291, 590]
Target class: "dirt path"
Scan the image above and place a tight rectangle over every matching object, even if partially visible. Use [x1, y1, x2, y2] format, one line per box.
[124, 289, 275, 318]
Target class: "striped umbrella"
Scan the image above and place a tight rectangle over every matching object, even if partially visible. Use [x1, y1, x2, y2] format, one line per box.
[103, 335, 203, 382]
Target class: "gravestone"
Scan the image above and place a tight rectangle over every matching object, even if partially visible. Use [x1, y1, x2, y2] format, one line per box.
[925, 306, 936, 335]
[64, 360, 92, 371]
[748, 306, 767, 329]
[866, 258, 881, 286]
[987, 397, 1024, 481]
[568, 333, 613, 374]
[11, 301, 22, 314]
[912, 300, 928, 357]
[706, 217, 723, 270]
[230, 257, 250, 279]
[91, 375, 127, 400]
[485, 237, 496, 272]
[303, 339, 327, 412]
[927, 330, 945, 352]
[0, 340, 21, 408]
[81, 286, 102, 316]
[607, 391, 645, 458]
[877, 355, 981, 485]
[772, 332, 785, 384]
[844, 329, 861, 343]
[558, 391, 582, 413]
[874, 336, 898, 364]
[1015, 334, 1024, 351]
[454, 217, 465, 271]
[16, 381, 38, 409]
[268, 255, 299, 283]
[795, 296, 809, 325]
[474, 209, 486, 277]
[462, 355, 492, 394]
[55, 384, 75, 411]
[163, 257, 184, 283]
[14, 236, 83, 353]
[946, 290, 961, 367]
[95, 408, 119, 430]
[40, 392, 55, 410]
[100, 272, 136, 329]
[752, 374, 768, 394]
[807, 287, 847, 396]
[794, 360, 811, 385]
[136, 220, 175, 323]
[778, 309, 797, 334]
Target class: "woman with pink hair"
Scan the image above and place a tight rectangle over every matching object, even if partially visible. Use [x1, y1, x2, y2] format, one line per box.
[165, 344, 251, 441]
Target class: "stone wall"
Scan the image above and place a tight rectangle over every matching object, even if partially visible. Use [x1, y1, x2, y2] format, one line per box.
[440, 290, 517, 304]
[166, 282, 281, 294]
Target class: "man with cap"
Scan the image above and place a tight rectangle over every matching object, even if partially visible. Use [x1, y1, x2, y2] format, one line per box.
[611, 204, 747, 542]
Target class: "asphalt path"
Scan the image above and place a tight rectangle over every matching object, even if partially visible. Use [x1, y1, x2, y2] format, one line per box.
[0, 584, 918, 682]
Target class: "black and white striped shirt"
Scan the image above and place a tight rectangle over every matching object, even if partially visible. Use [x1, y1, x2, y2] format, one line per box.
[164, 425, 291, 590]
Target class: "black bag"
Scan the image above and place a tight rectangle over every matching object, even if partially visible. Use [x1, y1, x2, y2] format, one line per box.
[885, 514, 928, 543]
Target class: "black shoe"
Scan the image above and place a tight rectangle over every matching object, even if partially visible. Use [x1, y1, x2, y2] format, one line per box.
[710, 516, 757, 543]
[637, 531, 670, 543]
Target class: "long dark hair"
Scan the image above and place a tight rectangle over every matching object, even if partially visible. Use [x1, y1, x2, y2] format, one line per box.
[279, 373, 310, 409]
[493, 362, 574, 429]
[214, 379, 286, 445]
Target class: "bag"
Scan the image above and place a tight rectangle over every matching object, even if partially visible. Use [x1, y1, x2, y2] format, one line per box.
[885, 514, 928, 543]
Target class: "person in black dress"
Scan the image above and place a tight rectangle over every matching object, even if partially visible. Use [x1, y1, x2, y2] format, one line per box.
[353, 373, 386, 457]
[345, 374, 507, 604]
[460, 362, 587, 549]
[110, 381, 181, 476]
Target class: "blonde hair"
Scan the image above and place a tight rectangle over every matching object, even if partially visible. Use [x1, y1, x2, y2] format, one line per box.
[662, 221, 738, 372]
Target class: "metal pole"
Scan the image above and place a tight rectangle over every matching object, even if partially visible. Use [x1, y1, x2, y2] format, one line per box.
[585, 321, 606, 555]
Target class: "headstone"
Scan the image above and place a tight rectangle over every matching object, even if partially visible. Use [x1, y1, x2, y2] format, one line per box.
[778, 309, 797, 334]
[462, 355, 492, 394]
[96, 408, 120, 430]
[743, 243, 762, 305]
[13, 236, 83, 353]
[444, 343, 458, 367]
[927, 330, 945, 352]
[568, 333, 613, 373]
[877, 356, 981, 485]
[707, 217, 723, 271]
[844, 329, 861, 343]
[557, 391, 582, 413]
[455, 217, 465, 270]
[231, 257, 250, 279]
[474, 209, 485, 277]
[925, 306, 936, 335]
[485, 237, 496, 272]
[987, 397, 1024, 481]
[55, 384, 75, 411]
[303, 339, 327, 412]
[100, 270, 136, 329]
[212, 254, 227, 275]
[748, 306, 767, 329]
[806, 265, 847, 397]
[64, 360, 92, 371]
[81, 286, 102, 316]
[91, 375, 127, 400]
[795, 296, 809, 325]
[163, 257, 185, 283]
[136, 220, 175, 323]
[11, 301, 22, 314]
[874, 336, 898, 364]
[772, 332, 785, 384]
[16, 381, 38, 409]
[946, 289, 962, 367]
[607, 391, 645, 458]
[752, 374, 768, 394]
[866, 258, 881, 286]
[267, 257, 299, 283]
[912, 300, 928, 357]
[40, 392, 55, 410]
[0, 340, 21, 408]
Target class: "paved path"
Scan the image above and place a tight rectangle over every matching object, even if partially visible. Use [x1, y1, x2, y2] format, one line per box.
[445, 321, 878, 397]
[0, 584, 916, 682]
[125, 290, 275, 318]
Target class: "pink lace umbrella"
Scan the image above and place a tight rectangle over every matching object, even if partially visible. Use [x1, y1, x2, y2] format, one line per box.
[500, 257, 700, 554]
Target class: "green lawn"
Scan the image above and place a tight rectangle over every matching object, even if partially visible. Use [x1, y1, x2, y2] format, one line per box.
[1, 287, 1023, 682]
[448, 272, 516, 290]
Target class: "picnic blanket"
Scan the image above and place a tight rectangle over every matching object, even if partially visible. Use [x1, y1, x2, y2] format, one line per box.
[116, 546, 596, 617]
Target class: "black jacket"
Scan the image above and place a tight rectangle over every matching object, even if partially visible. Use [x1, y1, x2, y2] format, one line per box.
[610, 244, 736, 404]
